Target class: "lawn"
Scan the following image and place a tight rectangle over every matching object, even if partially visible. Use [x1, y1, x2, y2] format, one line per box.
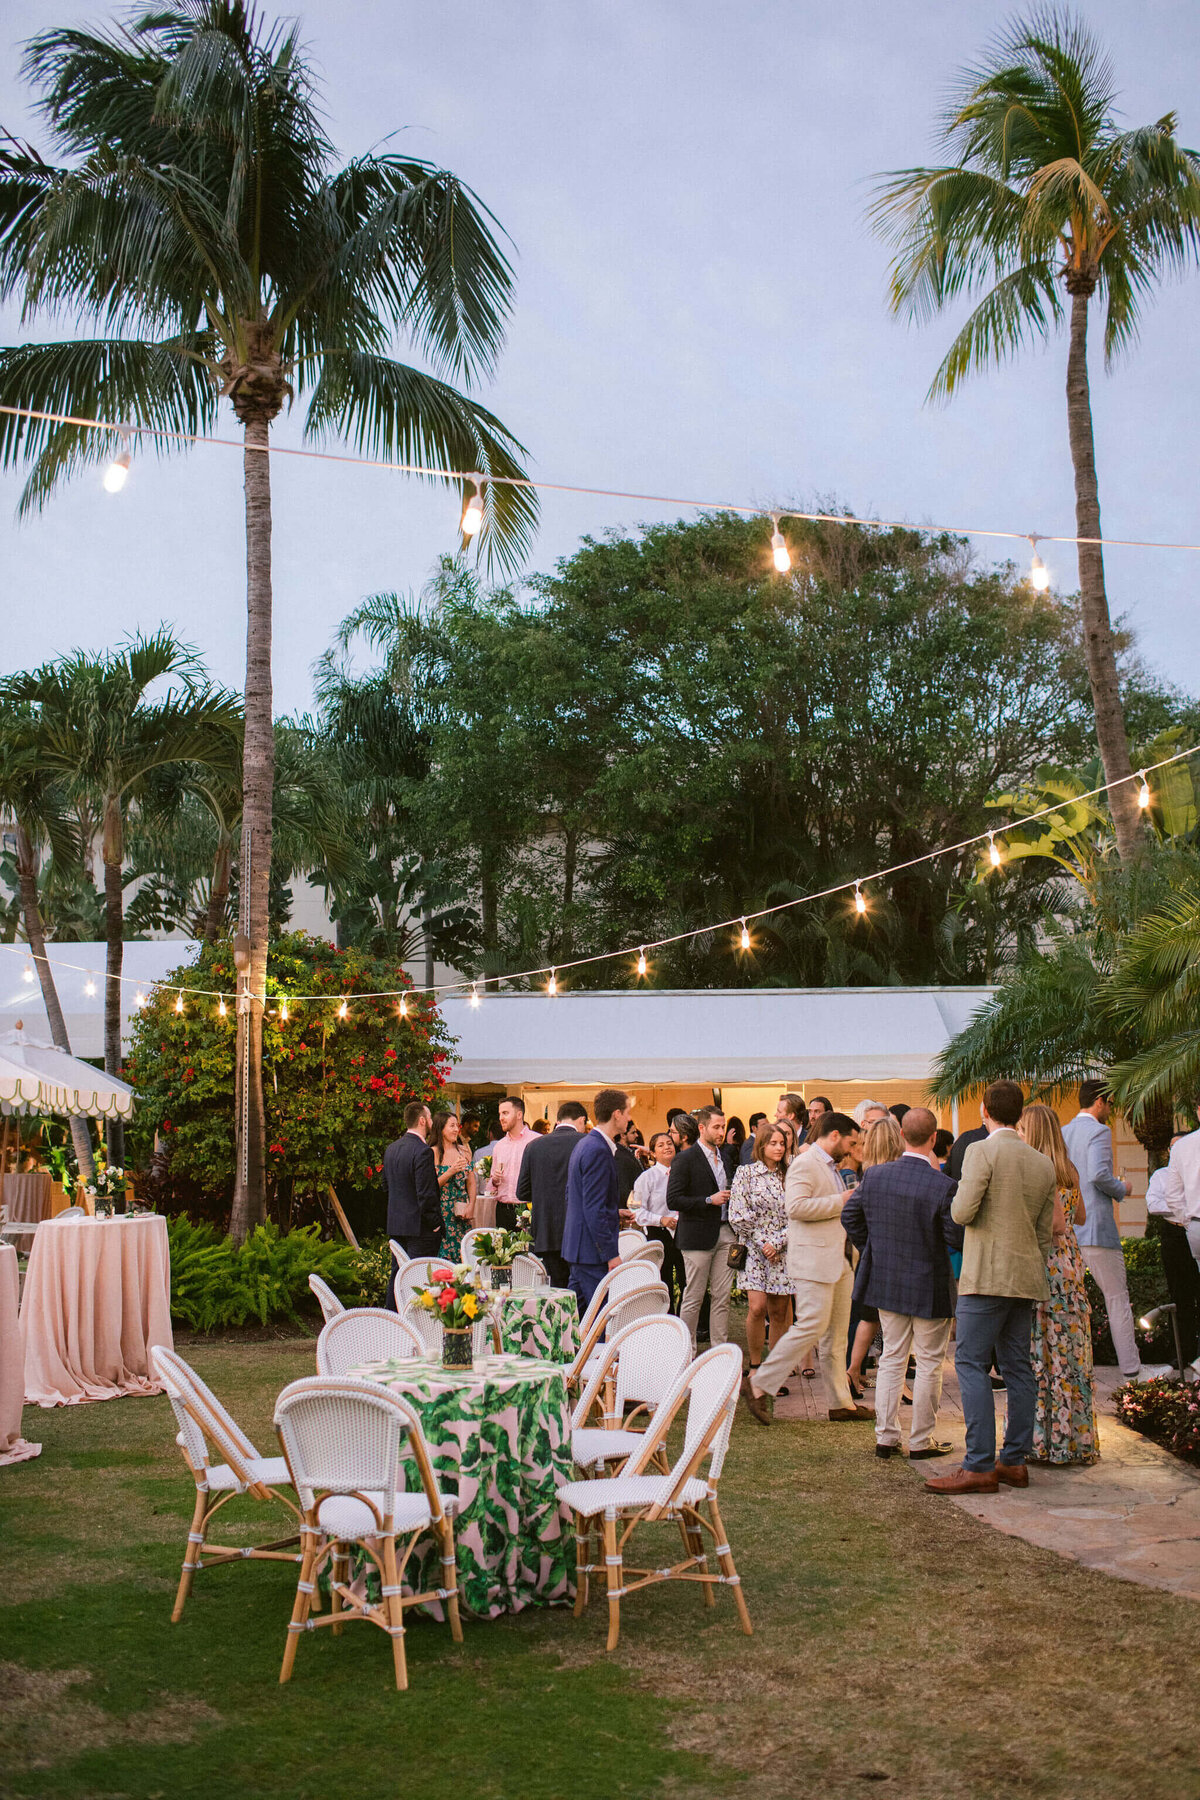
[3, 1332, 1199, 1800]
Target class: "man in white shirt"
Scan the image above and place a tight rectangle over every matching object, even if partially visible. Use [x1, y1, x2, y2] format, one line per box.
[1159, 1116, 1200, 1366]
[1062, 1080, 1141, 1380]
[628, 1131, 686, 1311]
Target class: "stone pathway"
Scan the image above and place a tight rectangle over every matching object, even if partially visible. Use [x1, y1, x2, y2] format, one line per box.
[773, 1355, 1200, 1600]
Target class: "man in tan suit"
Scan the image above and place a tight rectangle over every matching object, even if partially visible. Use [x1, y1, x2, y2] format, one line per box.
[743, 1113, 874, 1426]
[926, 1080, 1055, 1496]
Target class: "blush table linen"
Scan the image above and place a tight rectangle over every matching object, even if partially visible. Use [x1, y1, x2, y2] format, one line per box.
[0, 1244, 39, 1464]
[21, 1215, 173, 1408]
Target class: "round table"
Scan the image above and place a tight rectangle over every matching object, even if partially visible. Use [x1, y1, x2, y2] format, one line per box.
[0, 1244, 39, 1464]
[21, 1214, 173, 1407]
[493, 1285, 579, 1362]
[351, 1351, 573, 1617]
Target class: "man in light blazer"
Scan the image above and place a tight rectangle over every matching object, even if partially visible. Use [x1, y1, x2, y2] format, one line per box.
[926, 1080, 1055, 1497]
[744, 1112, 874, 1425]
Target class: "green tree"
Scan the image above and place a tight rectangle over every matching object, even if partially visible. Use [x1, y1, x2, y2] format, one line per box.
[0, 2, 535, 1238]
[871, 9, 1200, 861]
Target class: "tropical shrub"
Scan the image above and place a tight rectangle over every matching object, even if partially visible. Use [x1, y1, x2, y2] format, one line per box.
[1114, 1374, 1200, 1467]
[127, 932, 455, 1216]
[166, 1217, 379, 1330]
[1085, 1236, 1171, 1364]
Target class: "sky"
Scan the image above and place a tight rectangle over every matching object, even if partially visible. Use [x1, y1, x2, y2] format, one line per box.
[2, 0, 1198, 714]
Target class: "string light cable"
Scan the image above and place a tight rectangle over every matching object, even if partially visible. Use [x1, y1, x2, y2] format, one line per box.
[5, 745, 1197, 1006]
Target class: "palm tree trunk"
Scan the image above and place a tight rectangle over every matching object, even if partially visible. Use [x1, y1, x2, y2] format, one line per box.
[229, 415, 274, 1243]
[205, 830, 233, 943]
[101, 794, 125, 1169]
[1065, 286, 1141, 860]
[15, 825, 95, 1182]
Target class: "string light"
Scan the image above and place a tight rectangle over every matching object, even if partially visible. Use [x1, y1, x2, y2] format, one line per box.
[399, 994, 408, 1018]
[22, 960, 33, 984]
[134, 989, 146, 1009]
[460, 476, 484, 537]
[469, 981, 480, 1008]
[218, 994, 228, 1018]
[547, 970, 558, 996]
[1028, 536, 1050, 592]
[84, 978, 96, 997]
[636, 948, 647, 976]
[338, 998, 348, 1019]
[1137, 771, 1151, 810]
[770, 515, 791, 574]
[103, 425, 133, 493]
[854, 883, 867, 915]
[739, 919, 751, 950]
[280, 997, 289, 1023]
[175, 990, 184, 1013]
[988, 832, 1002, 868]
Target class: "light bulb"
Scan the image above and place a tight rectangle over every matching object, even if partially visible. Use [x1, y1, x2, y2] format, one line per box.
[636, 949, 647, 976]
[989, 833, 1002, 868]
[22, 960, 33, 984]
[338, 998, 348, 1019]
[469, 982, 480, 1008]
[218, 995, 228, 1018]
[770, 517, 791, 574]
[1028, 538, 1050, 591]
[103, 451, 131, 493]
[84, 978, 96, 997]
[399, 994, 408, 1018]
[1137, 772, 1151, 810]
[739, 920, 751, 951]
[854, 884, 867, 915]
[135, 989, 146, 1009]
[175, 990, 184, 1013]
[280, 997, 289, 1023]
[547, 970, 557, 996]
[461, 478, 484, 537]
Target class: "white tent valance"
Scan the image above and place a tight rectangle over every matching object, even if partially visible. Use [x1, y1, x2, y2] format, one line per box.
[0, 1028, 136, 1120]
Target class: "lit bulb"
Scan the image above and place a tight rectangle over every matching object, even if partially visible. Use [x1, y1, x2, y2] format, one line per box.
[854, 884, 867, 915]
[469, 982, 480, 1008]
[547, 970, 557, 996]
[338, 998, 348, 1020]
[280, 997, 289, 1023]
[22, 960, 33, 984]
[84, 978, 96, 997]
[103, 451, 131, 493]
[1028, 539, 1050, 592]
[135, 989, 146, 1009]
[770, 517, 791, 574]
[399, 994, 408, 1018]
[218, 995, 228, 1019]
[175, 990, 185, 1013]
[636, 949, 647, 976]
[989, 833, 1002, 868]
[461, 478, 484, 537]
[1137, 773, 1151, 810]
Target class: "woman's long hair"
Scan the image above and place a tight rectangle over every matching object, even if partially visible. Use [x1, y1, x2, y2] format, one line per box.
[861, 1116, 903, 1169]
[1021, 1103, 1079, 1191]
[753, 1120, 791, 1169]
[431, 1112, 458, 1162]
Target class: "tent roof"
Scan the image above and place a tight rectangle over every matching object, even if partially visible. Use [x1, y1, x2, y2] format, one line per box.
[0, 1027, 136, 1119]
[0, 942, 194, 1059]
[438, 986, 995, 1087]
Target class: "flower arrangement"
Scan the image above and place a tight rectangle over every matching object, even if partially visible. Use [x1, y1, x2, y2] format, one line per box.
[470, 1227, 530, 1269]
[84, 1143, 129, 1214]
[474, 1154, 493, 1185]
[413, 1263, 490, 1331]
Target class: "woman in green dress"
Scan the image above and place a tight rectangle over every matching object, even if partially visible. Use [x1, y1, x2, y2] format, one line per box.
[1021, 1103, 1099, 1465]
[431, 1112, 476, 1264]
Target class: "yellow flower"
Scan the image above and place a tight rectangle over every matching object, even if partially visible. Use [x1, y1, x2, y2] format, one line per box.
[418, 1290, 436, 1310]
[462, 1294, 478, 1319]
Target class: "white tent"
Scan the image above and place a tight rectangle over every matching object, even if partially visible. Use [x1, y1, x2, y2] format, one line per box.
[0, 1027, 136, 1120]
[438, 986, 995, 1088]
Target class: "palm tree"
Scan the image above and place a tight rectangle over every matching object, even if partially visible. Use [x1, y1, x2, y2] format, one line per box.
[0, 3, 536, 1238]
[0, 700, 95, 1179]
[871, 9, 1200, 860]
[4, 631, 241, 1162]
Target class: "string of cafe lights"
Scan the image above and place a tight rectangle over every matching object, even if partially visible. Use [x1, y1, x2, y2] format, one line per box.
[5, 744, 1197, 1018]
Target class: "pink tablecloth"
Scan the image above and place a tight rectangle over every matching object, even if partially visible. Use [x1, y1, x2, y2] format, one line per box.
[21, 1215, 173, 1407]
[0, 1244, 39, 1462]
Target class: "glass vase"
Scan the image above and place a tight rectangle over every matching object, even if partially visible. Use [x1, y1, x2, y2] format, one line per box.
[442, 1327, 474, 1370]
[489, 1264, 513, 1290]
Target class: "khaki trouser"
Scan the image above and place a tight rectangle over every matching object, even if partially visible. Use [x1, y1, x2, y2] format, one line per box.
[680, 1226, 737, 1349]
[755, 1264, 854, 1412]
[1080, 1245, 1141, 1377]
[875, 1311, 953, 1450]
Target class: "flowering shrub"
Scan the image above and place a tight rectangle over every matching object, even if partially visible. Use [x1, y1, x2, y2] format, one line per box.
[126, 932, 455, 1215]
[1114, 1373, 1200, 1467]
[413, 1263, 491, 1330]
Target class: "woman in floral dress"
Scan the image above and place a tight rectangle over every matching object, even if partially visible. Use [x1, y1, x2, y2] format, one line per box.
[729, 1122, 793, 1381]
[1021, 1103, 1099, 1465]
[431, 1112, 476, 1264]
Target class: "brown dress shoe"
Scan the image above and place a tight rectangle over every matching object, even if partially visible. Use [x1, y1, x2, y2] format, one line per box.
[743, 1386, 773, 1427]
[829, 1404, 875, 1421]
[995, 1461, 1030, 1487]
[924, 1465, 1000, 1495]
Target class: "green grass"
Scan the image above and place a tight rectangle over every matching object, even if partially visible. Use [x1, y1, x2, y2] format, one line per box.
[3, 1336, 1200, 1800]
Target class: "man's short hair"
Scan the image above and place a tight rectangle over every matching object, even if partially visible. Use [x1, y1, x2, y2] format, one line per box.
[901, 1106, 939, 1147]
[556, 1100, 588, 1122]
[1079, 1078, 1108, 1111]
[666, 1107, 684, 1124]
[852, 1098, 888, 1125]
[809, 1095, 832, 1112]
[778, 1092, 806, 1123]
[934, 1129, 955, 1158]
[889, 1103, 910, 1124]
[593, 1088, 629, 1124]
[983, 1080, 1024, 1127]
[500, 1094, 525, 1114]
[814, 1110, 856, 1140]
[748, 1111, 766, 1130]
[403, 1099, 430, 1129]
[694, 1104, 725, 1128]
[673, 1112, 699, 1145]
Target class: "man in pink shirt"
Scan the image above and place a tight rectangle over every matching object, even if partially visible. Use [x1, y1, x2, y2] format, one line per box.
[485, 1096, 539, 1230]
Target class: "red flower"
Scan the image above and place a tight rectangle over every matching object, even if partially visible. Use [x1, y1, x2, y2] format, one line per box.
[437, 1286, 458, 1310]
[269, 1142, 285, 1155]
[384, 1047, 397, 1061]
[430, 1265, 454, 1284]
[162, 1119, 172, 1131]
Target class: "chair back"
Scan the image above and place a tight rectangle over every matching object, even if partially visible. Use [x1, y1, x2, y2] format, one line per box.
[315, 1307, 424, 1377]
[576, 1258, 660, 1340]
[394, 1257, 450, 1312]
[570, 1313, 692, 1429]
[629, 1344, 743, 1508]
[626, 1237, 663, 1270]
[511, 1251, 548, 1288]
[55, 1205, 89, 1220]
[275, 1376, 418, 1520]
[604, 1285, 669, 1340]
[458, 1229, 486, 1268]
[618, 1229, 648, 1259]
[150, 1345, 262, 1484]
[308, 1272, 345, 1324]
[388, 1238, 411, 1271]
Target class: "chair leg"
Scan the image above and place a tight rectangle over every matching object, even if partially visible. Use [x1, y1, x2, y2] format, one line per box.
[708, 1497, 752, 1635]
[279, 1526, 318, 1684]
[381, 1534, 408, 1691]
[682, 1509, 714, 1606]
[171, 1486, 208, 1623]
[330, 1542, 348, 1635]
[440, 1516, 464, 1643]
[573, 1512, 591, 1617]
[603, 1509, 623, 1652]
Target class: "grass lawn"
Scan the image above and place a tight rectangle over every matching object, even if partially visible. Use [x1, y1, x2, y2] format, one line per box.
[3, 1332, 1199, 1800]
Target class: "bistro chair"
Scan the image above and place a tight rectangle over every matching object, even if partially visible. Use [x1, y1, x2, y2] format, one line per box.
[150, 1345, 303, 1624]
[511, 1251, 549, 1288]
[559, 1343, 751, 1651]
[402, 1300, 497, 1360]
[308, 1273, 345, 1324]
[458, 1229, 487, 1268]
[576, 1259, 661, 1345]
[274, 1376, 463, 1691]
[618, 1229, 648, 1259]
[625, 1238, 664, 1271]
[316, 1308, 424, 1377]
[566, 1283, 670, 1395]
[570, 1314, 693, 1475]
[388, 1239, 411, 1271]
[393, 1258, 449, 1313]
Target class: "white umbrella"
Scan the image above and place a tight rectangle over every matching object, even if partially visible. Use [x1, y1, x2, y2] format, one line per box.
[0, 1025, 136, 1120]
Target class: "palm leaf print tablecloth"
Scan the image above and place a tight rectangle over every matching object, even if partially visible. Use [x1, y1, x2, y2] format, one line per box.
[494, 1286, 580, 1362]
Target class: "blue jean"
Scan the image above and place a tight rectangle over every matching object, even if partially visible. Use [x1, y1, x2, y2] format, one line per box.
[955, 1294, 1036, 1471]
[569, 1261, 608, 1313]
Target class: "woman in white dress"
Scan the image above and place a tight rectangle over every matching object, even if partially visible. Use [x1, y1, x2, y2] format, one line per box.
[729, 1121, 793, 1381]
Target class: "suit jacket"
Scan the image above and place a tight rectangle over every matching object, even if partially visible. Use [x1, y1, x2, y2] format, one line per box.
[841, 1154, 963, 1319]
[563, 1129, 620, 1266]
[946, 1125, 988, 1183]
[384, 1131, 442, 1242]
[666, 1142, 725, 1251]
[516, 1124, 581, 1258]
[615, 1143, 642, 1204]
[782, 1148, 849, 1285]
[951, 1129, 1055, 1300]
[1062, 1111, 1125, 1250]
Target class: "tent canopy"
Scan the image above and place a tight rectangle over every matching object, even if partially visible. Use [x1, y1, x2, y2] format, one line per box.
[439, 987, 994, 1088]
[0, 1027, 136, 1120]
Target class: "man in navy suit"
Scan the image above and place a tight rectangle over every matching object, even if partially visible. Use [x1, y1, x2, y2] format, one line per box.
[563, 1088, 631, 1310]
[841, 1106, 963, 1461]
[383, 1100, 441, 1306]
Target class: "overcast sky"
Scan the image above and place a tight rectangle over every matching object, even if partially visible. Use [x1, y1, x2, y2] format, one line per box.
[2, 0, 1198, 712]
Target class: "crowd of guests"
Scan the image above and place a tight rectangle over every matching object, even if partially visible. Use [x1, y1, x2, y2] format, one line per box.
[381, 1077, 1200, 1491]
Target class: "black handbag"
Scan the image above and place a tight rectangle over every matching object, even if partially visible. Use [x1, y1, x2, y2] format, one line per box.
[727, 1241, 748, 1271]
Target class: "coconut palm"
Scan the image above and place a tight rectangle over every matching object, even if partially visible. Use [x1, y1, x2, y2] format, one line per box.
[1106, 879, 1200, 1126]
[0, 3, 536, 1236]
[871, 9, 1200, 861]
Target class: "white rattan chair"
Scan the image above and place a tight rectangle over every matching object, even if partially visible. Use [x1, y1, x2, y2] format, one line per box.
[308, 1273, 346, 1324]
[566, 1282, 670, 1394]
[625, 1237, 664, 1271]
[559, 1343, 751, 1650]
[274, 1376, 462, 1690]
[458, 1229, 486, 1269]
[575, 1259, 661, 1344]
[511, 1251, 549, 1288]
[618, 1229, 648, 1259]
[570, 1315, 693, 1475]
[388, 1239, 411, 1271]
[316, 1308, 425, 1377]
[150, 1345, 302, 1624]
[402, 1300, 496, 1359]
[393, 1257, 450, 1312]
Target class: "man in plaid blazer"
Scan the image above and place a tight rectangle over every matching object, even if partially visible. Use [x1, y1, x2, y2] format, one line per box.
[841, 1107, 963, 1461]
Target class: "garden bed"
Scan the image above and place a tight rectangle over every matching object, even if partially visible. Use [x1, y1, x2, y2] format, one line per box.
[1114, 1374, 1200, 1468]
